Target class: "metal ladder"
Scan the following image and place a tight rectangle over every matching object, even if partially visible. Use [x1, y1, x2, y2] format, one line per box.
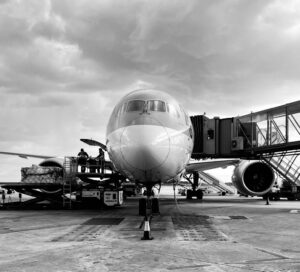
[62, 157, 77, 209]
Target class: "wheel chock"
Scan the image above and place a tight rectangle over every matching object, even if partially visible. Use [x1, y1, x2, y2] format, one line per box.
[141, 220, 153, 240]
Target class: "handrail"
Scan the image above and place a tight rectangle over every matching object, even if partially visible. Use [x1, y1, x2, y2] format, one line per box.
[256, 124, 267, 146]
[288, 114, 300, 136]
[271, 120, 286, 143]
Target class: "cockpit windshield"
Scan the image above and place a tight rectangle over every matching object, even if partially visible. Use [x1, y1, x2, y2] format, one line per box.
[148, 100, 166, 112]
[127, 100, 145, 112]
[167, 103, 180, 118]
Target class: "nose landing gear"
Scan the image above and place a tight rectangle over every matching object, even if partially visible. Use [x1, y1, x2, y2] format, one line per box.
[139, 185, 160, 240]
[139, 186, 160, 216]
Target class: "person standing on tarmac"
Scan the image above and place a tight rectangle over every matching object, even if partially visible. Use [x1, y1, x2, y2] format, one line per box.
[77, 148, 89, 173]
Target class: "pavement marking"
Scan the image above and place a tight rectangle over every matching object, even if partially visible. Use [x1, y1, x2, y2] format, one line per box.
[212, 216, 231, 220]
[229, 215, 248, 219]
[82, 217, 124, 225]
[172, 215, 227, 241]
[52, 225, 111, 242]
[290, 210, 299, 214]
[167, 264, 210, 270]
[211, 215, 248, 220]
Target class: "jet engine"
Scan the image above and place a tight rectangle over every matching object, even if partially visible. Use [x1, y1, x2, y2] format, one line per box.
[38, 158, 65, 194]
[232, 161, 275, 196]
[39, 157, 64, 168]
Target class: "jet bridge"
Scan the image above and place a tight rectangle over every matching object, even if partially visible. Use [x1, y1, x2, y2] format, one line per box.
[191, 100, 300, 186]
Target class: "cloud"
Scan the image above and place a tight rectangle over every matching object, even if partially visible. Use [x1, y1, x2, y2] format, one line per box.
[1, 0, 300, 181]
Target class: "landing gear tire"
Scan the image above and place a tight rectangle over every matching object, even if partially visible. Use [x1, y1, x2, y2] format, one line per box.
[196, 189, 203, 200]
[186, 190, 193, 199]
[152, 198, 159, 214]
[139, 198, 147, 216]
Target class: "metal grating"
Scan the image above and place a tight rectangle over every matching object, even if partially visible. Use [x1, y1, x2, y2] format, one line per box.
[229, 215, 248, 220]
[82, 217, 124, 225]
[172, 215, 227, 241]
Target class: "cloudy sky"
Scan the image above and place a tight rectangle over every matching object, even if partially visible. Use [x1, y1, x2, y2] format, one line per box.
[1, 0, 300, 182]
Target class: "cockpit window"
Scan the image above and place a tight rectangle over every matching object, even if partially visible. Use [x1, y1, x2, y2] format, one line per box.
[148, 100, 166, 112]
[127, 100, 145, 112]
[167, 103, 180, 118]
[116, 102, 127, 117]
[121, 103, 127, 113]
[179, 105, 190, 125]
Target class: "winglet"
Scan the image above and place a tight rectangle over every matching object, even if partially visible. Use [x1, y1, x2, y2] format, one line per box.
[80, 139, 107, 151]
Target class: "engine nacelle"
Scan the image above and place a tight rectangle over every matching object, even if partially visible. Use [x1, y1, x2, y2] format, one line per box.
[38, 157, 65, 194]
[232, 161, 275, 196]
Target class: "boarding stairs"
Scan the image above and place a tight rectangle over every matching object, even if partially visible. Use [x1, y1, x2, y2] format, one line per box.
[258, 110, 300, 186]
[263, 153, 300, 186]
[62, 157, 77, 209]
[198, 171, 235, 194]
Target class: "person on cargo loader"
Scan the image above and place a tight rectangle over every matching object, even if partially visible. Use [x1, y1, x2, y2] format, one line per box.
[77, 148, 89, 173]
[96, 148, 105, 174]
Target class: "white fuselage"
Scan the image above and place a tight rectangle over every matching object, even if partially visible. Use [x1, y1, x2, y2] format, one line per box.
[106, 89, 194, 186]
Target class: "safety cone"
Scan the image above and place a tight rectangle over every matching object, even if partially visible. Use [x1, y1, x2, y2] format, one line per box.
[141, 219, 153, 240]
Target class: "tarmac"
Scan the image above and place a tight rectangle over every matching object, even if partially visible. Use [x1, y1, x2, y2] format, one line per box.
[0, 195, 300, 272]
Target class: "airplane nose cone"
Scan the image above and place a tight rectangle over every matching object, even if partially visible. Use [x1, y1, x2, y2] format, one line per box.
[120, 117, 170, 171]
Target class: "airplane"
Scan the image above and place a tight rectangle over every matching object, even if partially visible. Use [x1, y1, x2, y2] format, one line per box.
[0, 89, 275, 215]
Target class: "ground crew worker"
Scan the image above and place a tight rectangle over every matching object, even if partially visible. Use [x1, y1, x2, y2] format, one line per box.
[77, 148, 89, 173]
[96, 148, 105, 174]
[1, 190, 5, 205]
[7, 189, 12, 203]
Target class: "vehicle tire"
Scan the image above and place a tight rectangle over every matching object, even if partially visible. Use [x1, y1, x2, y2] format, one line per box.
[196, 189, 203, 200]
[186, 190, 193, 199]
[139, 198, 147, 216]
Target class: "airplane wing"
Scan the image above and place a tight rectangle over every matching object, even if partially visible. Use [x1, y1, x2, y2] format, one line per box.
[80, 138, 107, 151]
[185, 159, 241, 173]
[0, 151, 53, 159]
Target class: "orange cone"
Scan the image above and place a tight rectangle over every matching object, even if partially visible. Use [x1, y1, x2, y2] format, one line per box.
[141, 219, 153, 240]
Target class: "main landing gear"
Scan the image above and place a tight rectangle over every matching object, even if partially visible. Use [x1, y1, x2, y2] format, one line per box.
[185, 172, 203, 200]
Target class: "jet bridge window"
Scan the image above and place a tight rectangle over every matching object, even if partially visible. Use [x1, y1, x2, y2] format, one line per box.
[148, 100, 166, 112]
[207, 129, 214, 140]
[127, 100, 145, 112]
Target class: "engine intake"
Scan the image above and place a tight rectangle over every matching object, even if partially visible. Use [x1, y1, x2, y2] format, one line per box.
[232, 161, 275, 196]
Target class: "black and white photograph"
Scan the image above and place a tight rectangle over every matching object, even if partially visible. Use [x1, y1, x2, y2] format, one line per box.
[1, 0, 300, 271]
